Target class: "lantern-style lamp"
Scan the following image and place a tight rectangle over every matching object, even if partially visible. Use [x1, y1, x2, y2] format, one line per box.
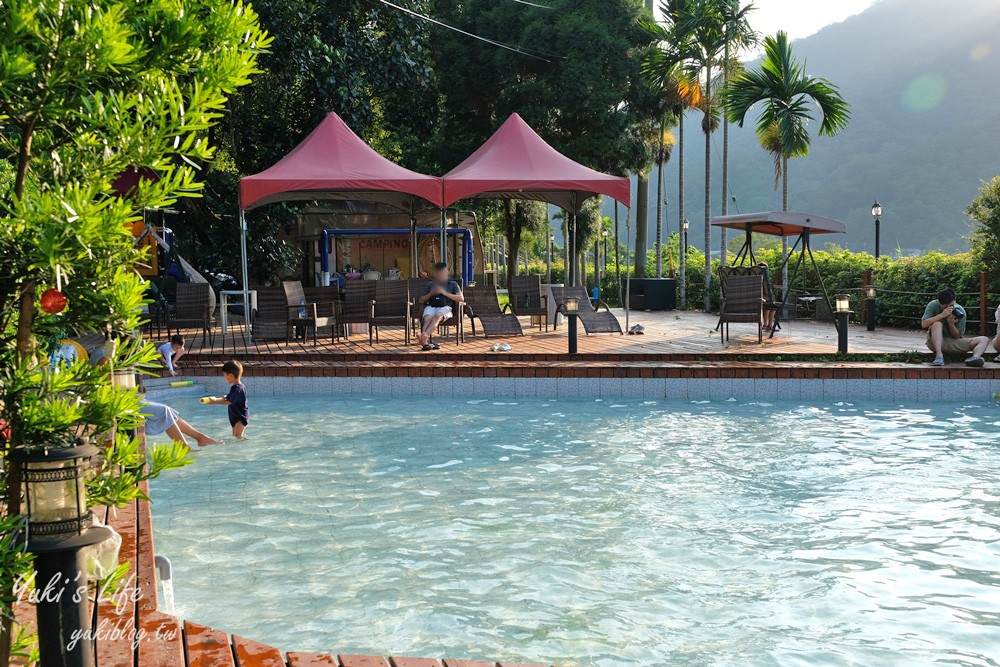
[110, 368, 136, 389]
[564, 297, 580, 354]
[864, 284, 877, 331]
[864, 285, 876, 301]
[14, 443, 111, 667]
[871, 199, 883, 259]
[833, 295, 851, 354]
[835, 294, 851, 313]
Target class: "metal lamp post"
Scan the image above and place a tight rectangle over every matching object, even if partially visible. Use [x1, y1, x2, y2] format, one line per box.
[683, 220, 690, 254]
[547, 232, 554, 284]
[835, 294, 851, 354]
[871, 200, 883, 259]
[14, 442, 112, 667]
[864, 284, 877, 332]
[565, 296, 580, 354]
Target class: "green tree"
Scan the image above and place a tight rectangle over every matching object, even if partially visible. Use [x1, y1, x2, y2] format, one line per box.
[968, 175, 1000, 288]
[0, 0, 267, 659]
[434, 0, 654, 286]
[498, 200, 549, 294]
[724, 30, 849, 287]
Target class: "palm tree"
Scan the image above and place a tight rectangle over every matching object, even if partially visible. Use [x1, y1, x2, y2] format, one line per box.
[725, 30, 850, 285]
[654, 121, 676, 278]
[643, 0, 701, 306]
[718, 0, 757, 266]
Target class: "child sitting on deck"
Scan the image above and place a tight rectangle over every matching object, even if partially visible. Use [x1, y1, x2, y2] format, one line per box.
[205, 360, 249, 439]
[157, 334, 186, 377]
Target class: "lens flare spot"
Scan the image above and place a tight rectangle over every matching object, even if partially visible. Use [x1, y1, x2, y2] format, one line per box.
[902, 74, 947, 112]
[970, 42, 992, 61]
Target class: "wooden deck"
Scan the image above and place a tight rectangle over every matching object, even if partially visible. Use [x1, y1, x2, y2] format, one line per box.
[172, 310, 933, 360]
[86, 445, 552, 667]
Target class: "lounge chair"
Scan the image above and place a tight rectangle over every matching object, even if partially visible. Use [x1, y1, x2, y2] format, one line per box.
[282, 281, 337, 344]
[551, 286, 623, 334]
[167, 282, 215, 347]
[509, 275, 548, 331]
[252, 288, 289, 340]
[718, 273, 764, 344]
[717, 265, 780, 334]
[371, 280, 410, 345]
[464, 285, 523, 338]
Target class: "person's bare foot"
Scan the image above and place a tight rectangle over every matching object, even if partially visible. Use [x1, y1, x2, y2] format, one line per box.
[417, 332, 428, 345]
[195, 435, 223, 447]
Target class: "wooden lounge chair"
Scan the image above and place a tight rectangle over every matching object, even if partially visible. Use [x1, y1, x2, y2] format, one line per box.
[551, 286, 623, 334]
[718, 273, 764, 344]
[251, 288, 289, 340]
[371, 280, 410, 345]
[463, 285, 523, 338]
[339, 281, 377, 344]
[509, 275, 548, 331]
[407, 277, 464, 345]
[282, 281, 337, 344]
[167, 282, 214, 347]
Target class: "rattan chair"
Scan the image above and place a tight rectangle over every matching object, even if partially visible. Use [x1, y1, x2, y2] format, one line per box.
[408, 278, 464, 345]
[371, 280, 411, 345]
[282, 281, 337, 344]
[718, 273, 764, 344]
[339, 281, 377, 344]
[464, 285, 523, 337]
[509, 275, 548, 331]
[251, 288, 288, 340]
[167, 282, 214, 347]
[550, 285, 623, 334]
[717, 265, 780, 334]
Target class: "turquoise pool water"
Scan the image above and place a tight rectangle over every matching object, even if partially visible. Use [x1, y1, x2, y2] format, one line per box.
[149, 396, 1000, 666]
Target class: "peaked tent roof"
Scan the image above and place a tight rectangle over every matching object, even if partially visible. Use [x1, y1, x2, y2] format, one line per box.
[441, 113, 630, 211]
[711, 211, 847, 237]
[239, 112, 443, 211]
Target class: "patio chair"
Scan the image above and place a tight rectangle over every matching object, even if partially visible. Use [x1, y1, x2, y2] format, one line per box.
[282, 281, 337, 344]
[464, 285, 523, 338]
[166, 282, 214, 347]
[718, 273, 764, 344]
[371, 280, 411, 345]
[339, 281, 377, 344]
[717, 265, 780, 333]
[551, 286, 623, 335]
[407, 278, 464, 345]
[303, 286, 342, 340]
[251, 288, 289, 340]
[509, 275, 548, 331]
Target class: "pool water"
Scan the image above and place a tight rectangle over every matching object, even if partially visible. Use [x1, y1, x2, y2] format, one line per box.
[149, 396, 1000, 666]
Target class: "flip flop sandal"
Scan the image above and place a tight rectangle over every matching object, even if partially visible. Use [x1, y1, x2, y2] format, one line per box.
[431, 343, 441, 350]
[421, 344, 433, 351]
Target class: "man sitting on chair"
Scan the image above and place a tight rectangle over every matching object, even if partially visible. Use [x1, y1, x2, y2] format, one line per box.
[417, 261, 464, 351]
[921, 288, 990, 367]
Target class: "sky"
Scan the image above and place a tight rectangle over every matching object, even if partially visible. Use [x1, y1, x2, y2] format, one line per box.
[747, 0, 878, 43]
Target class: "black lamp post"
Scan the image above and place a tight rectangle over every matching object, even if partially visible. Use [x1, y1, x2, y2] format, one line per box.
[835, 294, 851, 354]
[14, 442, 112, 667]
[683, 220, 690, 254]
[871, 199, 883, 259]
[547, 232, 554, 284]
[865, 284, 877, 332]
[565, 296, 580, 354]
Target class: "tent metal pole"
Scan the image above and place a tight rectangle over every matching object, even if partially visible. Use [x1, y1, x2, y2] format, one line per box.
[239, 208, 252, 343]
[410, 210, 418, 278]
[624, 207, 632, 332]
[614, 202, 622, 306]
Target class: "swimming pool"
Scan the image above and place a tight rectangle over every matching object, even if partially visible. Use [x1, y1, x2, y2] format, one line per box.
[149, 395, 1000, 666]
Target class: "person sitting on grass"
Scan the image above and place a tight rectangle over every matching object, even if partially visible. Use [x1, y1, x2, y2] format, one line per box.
[157, 334, 186, 377]
[921, 288, 990, 367]
[417, 261, 464, 351]
[142, 400, 222, 447]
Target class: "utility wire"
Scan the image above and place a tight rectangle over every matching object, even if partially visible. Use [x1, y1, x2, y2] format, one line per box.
[374, 0, 551, 62]
[510, 0, 554, 7]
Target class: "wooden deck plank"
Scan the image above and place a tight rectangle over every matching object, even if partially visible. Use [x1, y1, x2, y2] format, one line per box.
[286, 653, 337, 667]
[388, 659, 442, 667]
[185, 621, 236, 667]
[337, 656, 390, 667]
[233, 636, 286, 667]
[96, 498, 139, 667]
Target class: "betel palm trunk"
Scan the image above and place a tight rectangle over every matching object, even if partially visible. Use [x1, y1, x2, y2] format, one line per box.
[781, 154, 789, 292]
[703, 62, 712, 311]
[655, 127, 665, 278]
[678, 111, 686, 307]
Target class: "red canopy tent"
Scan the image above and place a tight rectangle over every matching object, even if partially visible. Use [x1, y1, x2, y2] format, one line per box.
[441, 113, 630, 288]
[239, 112, 443, 211]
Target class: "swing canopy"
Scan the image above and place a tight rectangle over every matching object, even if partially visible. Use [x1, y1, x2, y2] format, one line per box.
[711, 211, 846, 237]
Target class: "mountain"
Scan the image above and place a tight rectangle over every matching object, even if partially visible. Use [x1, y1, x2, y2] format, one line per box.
[613, 0, 1000, 255]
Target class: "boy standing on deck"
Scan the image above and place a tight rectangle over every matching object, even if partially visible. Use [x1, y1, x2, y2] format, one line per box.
[920, 288, 990, 367]
[207, 360, 249, 439]
[157, 334, 186, 377]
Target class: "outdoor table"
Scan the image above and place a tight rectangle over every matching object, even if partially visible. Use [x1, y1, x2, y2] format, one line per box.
[219, 290, 257, 334]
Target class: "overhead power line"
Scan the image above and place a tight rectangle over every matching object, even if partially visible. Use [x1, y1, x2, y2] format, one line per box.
[374, 0, 551, 62]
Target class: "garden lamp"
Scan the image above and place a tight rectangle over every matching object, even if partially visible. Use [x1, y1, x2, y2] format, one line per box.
[564, 297, 580, 354]
[864, 284, 878, 332]
[834, 294, 851, 354]
[835, 294, 851, 313]
[110, 368, 136, 389]
[14, 442, 112, 667]
[871, 199, 883, 259]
